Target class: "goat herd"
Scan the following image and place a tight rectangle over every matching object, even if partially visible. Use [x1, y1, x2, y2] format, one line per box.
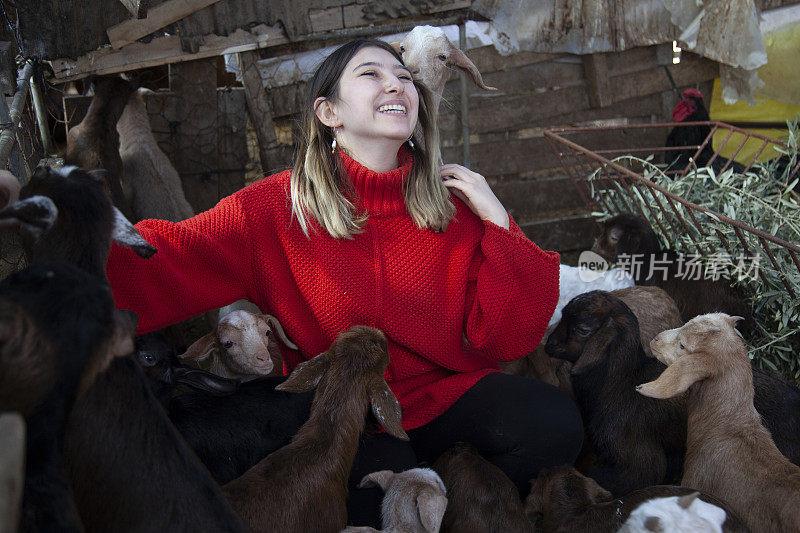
[1, 24, 800, 533]
[2, 162, 800, 533]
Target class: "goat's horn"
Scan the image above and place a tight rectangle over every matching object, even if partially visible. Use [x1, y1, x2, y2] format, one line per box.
[446, 47, 497, 91]
[265, 314, 298, 350]
[677, 491, 700, 509]
[111, 206, 157, 258]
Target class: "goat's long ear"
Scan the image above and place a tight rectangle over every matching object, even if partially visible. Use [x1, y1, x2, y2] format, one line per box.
[179, 333, 217, 363]
[367, 376, 409, 441]
[0, 196, 58, 239]
[417, 488, 447, 533]
[636, 353, 714, 399]
[111, 207, 157, 258]
[262, 314, 298, 350]
[277, 351, 331, 392]
[446, 47, 496, 91]
[358, 470, 394, 490]
[571, 318, 616, 375]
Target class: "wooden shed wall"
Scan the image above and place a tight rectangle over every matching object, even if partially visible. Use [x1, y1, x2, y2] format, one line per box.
[258, 43, 719, 254]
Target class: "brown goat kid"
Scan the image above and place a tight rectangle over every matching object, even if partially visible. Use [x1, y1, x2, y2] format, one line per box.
[524, 465, 748, 533]
[432, 442, 534, 533]
[611, 286, 683, 358]
[637, 313, 800, 532]
[221, 325, 408, 533]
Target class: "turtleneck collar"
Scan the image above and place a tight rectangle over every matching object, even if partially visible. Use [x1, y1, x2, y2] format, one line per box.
[339, 146, 413, 217]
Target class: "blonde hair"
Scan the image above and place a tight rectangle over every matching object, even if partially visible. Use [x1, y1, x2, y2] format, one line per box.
[291, 40, 454, 239]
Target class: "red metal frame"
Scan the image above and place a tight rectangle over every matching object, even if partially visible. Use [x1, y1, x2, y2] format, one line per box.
[543, 121, 800, 298]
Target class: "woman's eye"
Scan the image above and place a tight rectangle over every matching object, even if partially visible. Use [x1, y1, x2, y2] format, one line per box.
[361, 71, 376, 77]
[399, 75, 412, 81]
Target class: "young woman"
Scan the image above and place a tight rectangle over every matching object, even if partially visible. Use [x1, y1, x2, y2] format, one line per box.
[106, 39, 583, 527]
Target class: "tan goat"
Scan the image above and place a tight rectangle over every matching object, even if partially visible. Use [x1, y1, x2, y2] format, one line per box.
[637, 313, 800, 533]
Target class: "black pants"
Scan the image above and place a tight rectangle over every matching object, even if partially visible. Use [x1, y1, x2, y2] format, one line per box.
[345, 372, 584, 527]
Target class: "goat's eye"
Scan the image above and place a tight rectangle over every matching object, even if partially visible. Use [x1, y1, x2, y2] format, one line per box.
[438, 54, 447, 61]
[609, 235, 619, 243]
[139, 352, 156, 367]
[576, 326, 593, 336]
[265, 330, 271, 337]
[400, 46, 405, 53]
[679, 343, 685, 350]
[223, 341, 234, 349]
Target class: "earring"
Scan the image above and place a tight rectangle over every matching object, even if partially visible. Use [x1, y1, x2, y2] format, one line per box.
[331, 137, 337, 154]
[408, 136, 415, 149]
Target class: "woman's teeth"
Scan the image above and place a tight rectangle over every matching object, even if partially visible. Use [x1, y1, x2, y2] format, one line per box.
[378, 104, 406, 114]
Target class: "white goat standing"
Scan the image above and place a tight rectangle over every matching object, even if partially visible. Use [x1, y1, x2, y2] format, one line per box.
[392, 25, 496, 114]
[117, 88, 195, 222]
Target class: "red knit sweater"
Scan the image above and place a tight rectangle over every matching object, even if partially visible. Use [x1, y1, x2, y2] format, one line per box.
[105, 149, 560, 430]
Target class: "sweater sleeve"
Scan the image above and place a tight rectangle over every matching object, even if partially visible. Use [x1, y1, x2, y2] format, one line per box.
[105, 192, 254, 334]
[464, 215, 560, 361]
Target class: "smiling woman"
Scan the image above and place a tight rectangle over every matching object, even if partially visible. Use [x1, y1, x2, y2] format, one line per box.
[105, 37, 577, 530]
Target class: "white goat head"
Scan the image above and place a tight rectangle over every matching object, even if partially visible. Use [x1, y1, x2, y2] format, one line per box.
[392, 25, 496, 109]
[179, 310, 297, 380]
[358, 468, 447, 533]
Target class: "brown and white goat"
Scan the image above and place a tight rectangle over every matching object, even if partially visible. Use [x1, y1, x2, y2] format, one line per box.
[180, 310, 297, 380]
[392, 25, 496, 114]
[638, 313, 800, 532]
[117, 88, 195, 223]
[222, 325, 408, 533]
[65, 75, 140, 219]
[432, 441, 534, 533]
[343, 468, 448, 533]
[524, 465, 748, 533]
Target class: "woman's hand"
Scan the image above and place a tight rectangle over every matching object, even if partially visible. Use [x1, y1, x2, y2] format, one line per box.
[440, 164, 510, 230]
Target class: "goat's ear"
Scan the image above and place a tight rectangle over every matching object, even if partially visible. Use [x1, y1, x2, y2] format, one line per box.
[179, 333, 217, 363]
[446, 47, 497, 91]
[389, 41, 403, 53]
[261, 314, 298, 350]
[417, 488, 447, 533]
[636, 353, 714, 399]
[367, 376, 409, 441]
[358, 470, 394, 490]
[523, 479, 545, 521]
[276, 351, 331, 392]
[111, 207, 157, 259]
[571, 318, 616, 375]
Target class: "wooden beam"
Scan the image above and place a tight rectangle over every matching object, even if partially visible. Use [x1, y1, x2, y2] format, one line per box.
[583, 53, 614, 108]
[237, 50, 280, 174]
[107, 0, 224, 50]
[48, 24, 288, 83]
[118, 0, 151, 19]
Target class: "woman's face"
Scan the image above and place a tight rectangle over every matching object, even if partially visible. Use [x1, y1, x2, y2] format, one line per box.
[326, 46, 419, 151]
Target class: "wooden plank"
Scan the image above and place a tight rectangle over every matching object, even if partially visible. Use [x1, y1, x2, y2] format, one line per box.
[583, 53, 614, 108]
[493, 177, 587, 222]
[463, 46, 564, 76]
[478, 58, 585, 95]
[107, 0, 225, 50]
[118, 0, 151, 19]
[169, 58, 219, 213]
[49, 23, 288, 83]
[343, 0, 471, 27]
[237, 50, 280, 176]
[217, 87, 247, 197]
[309, 7, 343, 33]
[604, 46, 657, 76]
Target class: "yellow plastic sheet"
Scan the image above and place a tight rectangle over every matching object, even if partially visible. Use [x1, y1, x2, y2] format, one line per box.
[709, 21, 800, 164]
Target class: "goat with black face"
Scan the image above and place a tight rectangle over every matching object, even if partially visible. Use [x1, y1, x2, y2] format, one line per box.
[545, 290, 686, 496]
